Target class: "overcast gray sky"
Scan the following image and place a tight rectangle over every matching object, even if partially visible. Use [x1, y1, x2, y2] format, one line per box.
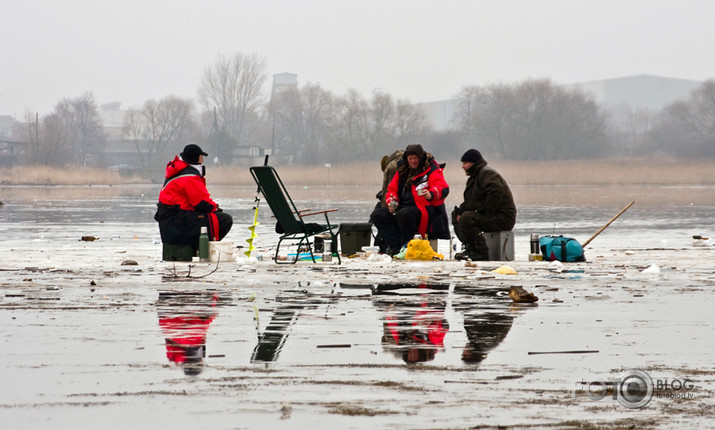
[1, 0, 713, 117]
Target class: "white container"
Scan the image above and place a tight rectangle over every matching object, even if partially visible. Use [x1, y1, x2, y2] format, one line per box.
[322, 239, 332, 262]
[209, 241, 236, 262]
[362, 246, 379, 257]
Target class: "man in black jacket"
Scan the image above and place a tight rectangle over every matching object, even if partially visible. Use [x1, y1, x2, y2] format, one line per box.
[452, 149, 516, 261]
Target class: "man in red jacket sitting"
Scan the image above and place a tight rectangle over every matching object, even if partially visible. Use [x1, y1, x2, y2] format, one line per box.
[370, 144, 450, 255]
[154, 144, 233, 252]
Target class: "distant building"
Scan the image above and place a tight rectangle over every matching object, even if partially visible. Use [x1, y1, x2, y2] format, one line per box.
[566, 74, 702, 110]
[98, 101, 126, 139]
[414, 99, 460, 132]
[271, 73, 298, 100]
[0, 115, 19, 138]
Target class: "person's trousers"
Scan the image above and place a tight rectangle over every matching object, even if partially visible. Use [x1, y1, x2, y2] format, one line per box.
[370, 206, 423, 252]
[451, 210, 502, 248]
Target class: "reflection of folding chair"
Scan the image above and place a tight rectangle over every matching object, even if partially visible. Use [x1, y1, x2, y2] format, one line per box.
[250, 165, 341, 264]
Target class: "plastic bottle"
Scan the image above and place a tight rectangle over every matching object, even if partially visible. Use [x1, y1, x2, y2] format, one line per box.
[199, 226, 209, 262]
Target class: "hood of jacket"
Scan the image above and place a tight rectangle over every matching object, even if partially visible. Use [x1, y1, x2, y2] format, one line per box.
[164, 156, 192, 179]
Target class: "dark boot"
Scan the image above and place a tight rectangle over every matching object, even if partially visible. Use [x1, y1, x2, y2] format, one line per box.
[454, 250, 470, 261]
[466, 233, 489, 261]
[454, 239, 475, 261]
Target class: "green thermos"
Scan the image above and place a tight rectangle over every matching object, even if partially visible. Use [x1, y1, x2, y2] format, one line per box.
[199, 226, 209, 262]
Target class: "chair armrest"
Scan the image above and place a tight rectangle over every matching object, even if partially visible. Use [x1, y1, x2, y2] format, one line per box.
[299, 209, 338, 218]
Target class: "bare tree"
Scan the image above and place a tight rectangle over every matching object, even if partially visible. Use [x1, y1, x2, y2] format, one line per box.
[270, 84, 303, 157]
[198, 53, 268, 149]
[299, 83, 335, 163]
[329, 90, 431, 162]
[393, 99, 429, 147]
[23, 111, 71, 166]
[459, 84, 516, 158]
[606, 104, 659, 155]
[458, 79, 608, 160]
[54, 92, 105, 165]
[652, 79, 715, 157]
[123, 96, 195, 169]
[263, 85, 432, 164]
[330, 89, 372, 160]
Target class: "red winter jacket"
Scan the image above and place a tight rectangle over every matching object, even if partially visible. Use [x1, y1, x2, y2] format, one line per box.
[158, 156, 218, 212]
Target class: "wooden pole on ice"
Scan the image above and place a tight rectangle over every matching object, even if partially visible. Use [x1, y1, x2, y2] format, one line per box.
[581, 201, 635, 248]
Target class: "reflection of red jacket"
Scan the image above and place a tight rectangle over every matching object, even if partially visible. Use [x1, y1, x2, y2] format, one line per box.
[159, 156, 218, 212]
[159, 314, 216, 364]
[385, 159, 449, 237]
[385, 303, 448, 347]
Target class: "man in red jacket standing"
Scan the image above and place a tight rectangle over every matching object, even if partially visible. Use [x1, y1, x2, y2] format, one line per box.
[154, 144, 233, 251]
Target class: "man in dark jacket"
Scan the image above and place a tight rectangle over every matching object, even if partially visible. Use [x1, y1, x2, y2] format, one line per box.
[452, 149, 516, 261]
[154, 144, 233, 250]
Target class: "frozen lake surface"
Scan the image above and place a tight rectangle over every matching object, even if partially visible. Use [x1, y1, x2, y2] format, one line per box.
[0, 184, 713, 429]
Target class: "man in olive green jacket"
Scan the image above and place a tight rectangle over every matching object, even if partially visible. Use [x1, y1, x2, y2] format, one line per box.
[452, 149, 516, 260]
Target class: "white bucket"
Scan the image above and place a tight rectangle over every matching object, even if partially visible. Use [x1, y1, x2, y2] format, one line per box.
[209, 241, 236, 262]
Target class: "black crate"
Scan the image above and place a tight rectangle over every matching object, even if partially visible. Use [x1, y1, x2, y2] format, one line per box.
[338, 223, 373, 255]
[162, 244, 194, 261]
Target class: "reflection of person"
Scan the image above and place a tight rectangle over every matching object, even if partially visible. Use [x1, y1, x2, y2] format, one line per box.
[370, 145, 450, 254]
[452, 149, 516, 261]
[460, 311, 514, 363]
[452, 286, 516, 364]
[375, 283, 449, 363]
[157, 293, 219, 376]
[154, 144, 233, 251]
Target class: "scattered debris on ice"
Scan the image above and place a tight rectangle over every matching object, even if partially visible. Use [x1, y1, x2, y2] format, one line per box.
[692, 235, 712, 247]
[509, 286, 538, 303]
[492, 266, 517, 275]
[549, 260, 564, 272]
[642, 264, 660, 274]
[366, 253, 392, 264]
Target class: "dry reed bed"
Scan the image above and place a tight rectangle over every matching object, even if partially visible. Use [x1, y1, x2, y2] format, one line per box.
[211, 158, 715, 186]
[1, 159, 713, 186]
[0, 166, 145, 186]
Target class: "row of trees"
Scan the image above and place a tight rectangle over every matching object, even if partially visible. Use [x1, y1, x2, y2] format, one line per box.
[20, 52, 715, 168]
[457, 80, 609, 160]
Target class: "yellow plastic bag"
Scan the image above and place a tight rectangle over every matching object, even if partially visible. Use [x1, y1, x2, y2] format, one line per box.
[404, 239, 444, 261]
[491, 265, 517, 275]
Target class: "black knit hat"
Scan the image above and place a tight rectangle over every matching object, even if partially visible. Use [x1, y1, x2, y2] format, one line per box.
[460, 149, 483, 163]
[181, 144, 208, 164]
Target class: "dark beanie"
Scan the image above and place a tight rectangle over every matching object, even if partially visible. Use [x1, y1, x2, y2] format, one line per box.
[181, 144, 208, 164]
[404, 144, 425, 159]
[460, 149, 483, 163]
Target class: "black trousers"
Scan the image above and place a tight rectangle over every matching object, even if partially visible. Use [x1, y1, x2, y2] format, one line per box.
[157, 207, 233, 247]
[451, 209, 503, 247]
[370, 205, 423, 253]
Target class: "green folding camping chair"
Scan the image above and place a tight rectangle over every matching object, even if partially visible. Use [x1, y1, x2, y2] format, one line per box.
[250, 165, 341, 264]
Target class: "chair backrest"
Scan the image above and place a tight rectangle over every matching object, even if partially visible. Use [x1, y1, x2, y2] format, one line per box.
[250, 166, 304, 234]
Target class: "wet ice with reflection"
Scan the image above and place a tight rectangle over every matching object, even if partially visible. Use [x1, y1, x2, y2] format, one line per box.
[240, 281, 533, 367]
